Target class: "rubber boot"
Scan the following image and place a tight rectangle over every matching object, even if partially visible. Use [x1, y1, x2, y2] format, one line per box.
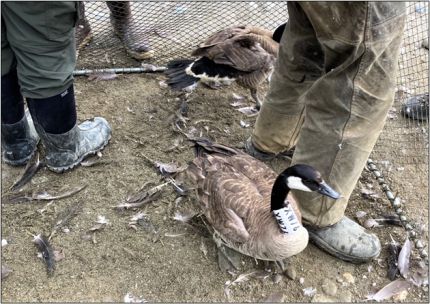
[27, 85, 111, 173]
[106, 1, 154, 59]
[1, 70, 39, 166]
[1, 111, 39, 166]
[75, 2, 93, 59]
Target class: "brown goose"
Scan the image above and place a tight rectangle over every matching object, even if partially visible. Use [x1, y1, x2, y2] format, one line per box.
[187, 137, 339, 269]
[165, 24, 286, 108]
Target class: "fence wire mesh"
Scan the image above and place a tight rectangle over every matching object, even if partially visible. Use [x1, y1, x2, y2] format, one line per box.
[370, 2, 428, 217]
[75, 1, 429, 211]
[75, 1, 288, 70]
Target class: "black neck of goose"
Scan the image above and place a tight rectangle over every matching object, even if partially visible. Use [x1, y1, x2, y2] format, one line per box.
[270, 172, 290, 211]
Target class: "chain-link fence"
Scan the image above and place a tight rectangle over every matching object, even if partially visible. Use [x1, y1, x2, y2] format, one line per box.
[75, 1, 429, 214]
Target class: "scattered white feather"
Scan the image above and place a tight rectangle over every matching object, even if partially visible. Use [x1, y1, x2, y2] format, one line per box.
[302, 287, 316, 297]
[398, 238, 411, 278]
[238, 106, 259, 117]
[365, 280, 413, 302]
[96, 215, 111, 225]
[124, 292, 147, 303]
[240, 120, 250, 128]
[130, 211, 147, 222]
[232, 93, 245, 100]
[229, 269, 270, 286]
[173, 210, 196, 222]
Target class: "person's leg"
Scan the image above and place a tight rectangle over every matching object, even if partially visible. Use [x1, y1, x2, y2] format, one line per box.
[291, 1, 406, 227]
[2, 2, 111, 173]
[247, 2, 324, 159]
[288, 2, 406, 262]
[1, 13, 39, 165]
[106, 1, 154, 59]
[247, 2, 406, 263]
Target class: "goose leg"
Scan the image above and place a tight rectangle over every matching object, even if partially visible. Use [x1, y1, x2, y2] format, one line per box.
[217, 245, 241, 271]
[275, 260, 285, 271]
[250, 88, 263, 109]
[213, 232, 241, 271]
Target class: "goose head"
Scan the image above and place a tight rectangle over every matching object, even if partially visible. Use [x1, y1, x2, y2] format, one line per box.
[270, 164, 340, 234]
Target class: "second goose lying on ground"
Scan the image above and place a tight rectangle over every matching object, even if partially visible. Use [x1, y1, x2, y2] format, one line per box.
[187, 137, 340, 270]
[165, 24, 286, 108]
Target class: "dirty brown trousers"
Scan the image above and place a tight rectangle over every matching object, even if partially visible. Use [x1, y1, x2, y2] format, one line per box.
[252, 2, 406, 227]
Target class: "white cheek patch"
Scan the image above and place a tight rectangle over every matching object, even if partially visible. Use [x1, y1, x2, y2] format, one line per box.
[185, 62, 236, 82]
[286, 176, 312, 192]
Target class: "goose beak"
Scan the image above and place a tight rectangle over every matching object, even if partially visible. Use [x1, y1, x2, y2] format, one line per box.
[317, 182, 340, 199]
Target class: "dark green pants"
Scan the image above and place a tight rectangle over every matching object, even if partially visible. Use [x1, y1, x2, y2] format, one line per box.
[1, 1, 78, 99]
[252, 2, 406, 227]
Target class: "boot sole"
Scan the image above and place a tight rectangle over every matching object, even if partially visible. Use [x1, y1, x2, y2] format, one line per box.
[46, 134, 111, 173]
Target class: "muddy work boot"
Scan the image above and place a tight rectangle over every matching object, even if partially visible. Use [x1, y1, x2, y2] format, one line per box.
[106, 1, 154, 59]
[305, 216, 381, 263]
[75, 2, 93, 59]
[245, 137, 294, 161]
[34, 118, 111, 173]
[27, 85, 111, 173]
[1, 110, 39, 166]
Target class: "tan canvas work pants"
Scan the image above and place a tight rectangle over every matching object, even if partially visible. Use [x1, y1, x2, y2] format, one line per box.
[252, 2, 406, 227]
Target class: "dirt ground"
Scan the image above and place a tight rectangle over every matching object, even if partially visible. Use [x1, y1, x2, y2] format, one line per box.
[1, 70, 429, 303]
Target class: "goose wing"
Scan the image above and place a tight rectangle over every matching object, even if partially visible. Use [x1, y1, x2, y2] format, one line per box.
[196, 35, 275, 73]
[188, 139, 278, 243]
[194, 25, 249, 50]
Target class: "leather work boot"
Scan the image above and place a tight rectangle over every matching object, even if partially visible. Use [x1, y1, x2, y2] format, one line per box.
[305, 216, 381, 263]
[75, 2, 93, 59]
[106, 1, 154, 59]
[1, 110, 39, 166]
[33, 117, 111, 173]
[245, 137, 294, 161]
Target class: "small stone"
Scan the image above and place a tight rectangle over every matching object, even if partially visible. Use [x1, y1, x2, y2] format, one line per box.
[1, 239, 7, 247]
[423, 38, 429, 49]
[338, 290, 352, 302]
[272, 274, 283, 284]
[236, 142, 245, 149]
[283, 265, 297, 280]
[321, 278, 337, 296]
[336, 277, 343, 283]
[343, 273, 355, 284]
[264, 292, 286, 302]
[415, 240, 424, 249]
[311, 294, 333, 303]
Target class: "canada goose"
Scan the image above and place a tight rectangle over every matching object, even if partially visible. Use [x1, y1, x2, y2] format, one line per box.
[187, 137, 339, 270]
[165, 24, 286, 108]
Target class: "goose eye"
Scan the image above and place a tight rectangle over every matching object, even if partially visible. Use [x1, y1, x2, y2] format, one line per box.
[302, 180, 319, 190]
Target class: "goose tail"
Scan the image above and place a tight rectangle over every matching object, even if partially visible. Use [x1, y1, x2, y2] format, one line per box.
[165, 59, 200, 90]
